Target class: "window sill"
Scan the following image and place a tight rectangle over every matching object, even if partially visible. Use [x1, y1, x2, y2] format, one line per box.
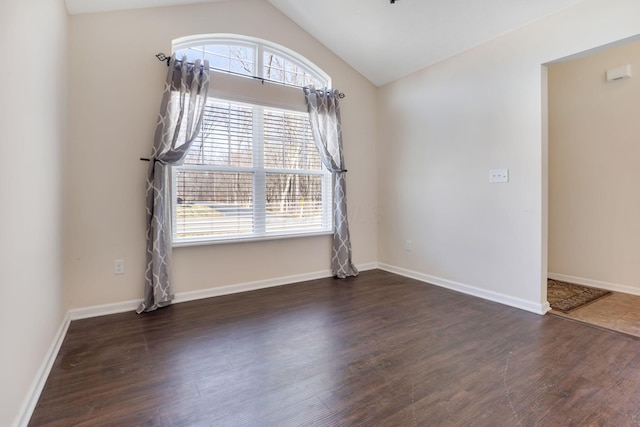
[173, 230, 333, 248]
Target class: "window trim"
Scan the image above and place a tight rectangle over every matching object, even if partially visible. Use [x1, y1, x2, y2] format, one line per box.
[172, 229, 333, 248]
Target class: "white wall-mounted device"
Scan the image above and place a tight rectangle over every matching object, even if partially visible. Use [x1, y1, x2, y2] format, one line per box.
[489, 169, 509, 183]
[606, 64, 632, 82]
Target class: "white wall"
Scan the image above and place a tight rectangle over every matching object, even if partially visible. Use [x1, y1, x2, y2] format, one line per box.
[66, 0, 378, 309]
[548, 39, 640, 294]
[0, 0, 68, 425]
[377, 0, 640, 312]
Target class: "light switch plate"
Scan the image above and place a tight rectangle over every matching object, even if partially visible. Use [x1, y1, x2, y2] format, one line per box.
[490, 169, 509, 183]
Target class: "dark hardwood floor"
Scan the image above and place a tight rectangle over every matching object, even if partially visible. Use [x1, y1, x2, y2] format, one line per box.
[30, 270, 640, 426]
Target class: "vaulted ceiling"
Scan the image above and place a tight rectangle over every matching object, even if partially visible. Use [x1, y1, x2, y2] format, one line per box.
[65, 0, 586, 86]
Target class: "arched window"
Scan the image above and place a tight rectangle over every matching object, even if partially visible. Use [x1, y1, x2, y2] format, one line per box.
[171, 35, 333, 245]
[174, 34, 329, 89]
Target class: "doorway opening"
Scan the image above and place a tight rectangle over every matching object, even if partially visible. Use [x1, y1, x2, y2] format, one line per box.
[544, 34, 640, 338]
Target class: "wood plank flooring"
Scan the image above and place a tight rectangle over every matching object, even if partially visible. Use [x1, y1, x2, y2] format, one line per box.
[30, 270, 640, 426]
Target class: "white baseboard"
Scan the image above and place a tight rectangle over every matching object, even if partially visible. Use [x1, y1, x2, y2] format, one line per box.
[173, 269, 334, 304]
[69, 299, 140, 320]
[69, 262, 379, 320]
[548, 272, 640, 296]
[68, 270, 334, 320]
[355, 262, 379, 272]
[379, 263, 550, 315]
[13, 313, 71, 427]
[175, 262, 379, 304]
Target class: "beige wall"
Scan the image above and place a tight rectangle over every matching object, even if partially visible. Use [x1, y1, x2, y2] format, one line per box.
[66, 0, 378, 309]
[0, 0, 67, 425]
[377, 0, 640, 310]
[548, 39, 640, 293]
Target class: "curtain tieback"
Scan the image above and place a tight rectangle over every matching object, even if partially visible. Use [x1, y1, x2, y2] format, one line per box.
[335, 169, 348, 173]
[140, 157, 167, 165]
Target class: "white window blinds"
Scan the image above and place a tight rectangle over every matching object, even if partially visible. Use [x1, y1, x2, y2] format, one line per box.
[173, 99, 332, 244]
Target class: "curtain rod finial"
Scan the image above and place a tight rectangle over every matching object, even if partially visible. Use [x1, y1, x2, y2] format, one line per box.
[156, 52, 170, 66]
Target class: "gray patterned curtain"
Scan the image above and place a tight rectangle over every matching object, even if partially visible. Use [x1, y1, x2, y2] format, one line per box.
[303, 86, 358, 279]
[137, 55, 210, 313]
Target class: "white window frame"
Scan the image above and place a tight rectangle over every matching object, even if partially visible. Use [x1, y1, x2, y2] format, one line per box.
[171, 35, 333, 247]
[174, 34, 330, 90]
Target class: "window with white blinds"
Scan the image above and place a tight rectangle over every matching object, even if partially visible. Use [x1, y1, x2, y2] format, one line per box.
[172, 100, 332, 244]
[171, 35, 332, 245]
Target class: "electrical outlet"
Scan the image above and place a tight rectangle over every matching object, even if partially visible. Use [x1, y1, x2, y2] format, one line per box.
[114, 259, 125, 275]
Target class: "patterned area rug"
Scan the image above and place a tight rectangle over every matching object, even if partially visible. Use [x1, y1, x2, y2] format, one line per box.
[548, 279, 612, 312]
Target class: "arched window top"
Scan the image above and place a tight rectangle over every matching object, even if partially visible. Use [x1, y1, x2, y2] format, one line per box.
[173, 34, 330, 89]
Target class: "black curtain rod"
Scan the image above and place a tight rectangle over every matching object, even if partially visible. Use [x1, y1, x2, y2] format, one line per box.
[155, 53, 345, 99]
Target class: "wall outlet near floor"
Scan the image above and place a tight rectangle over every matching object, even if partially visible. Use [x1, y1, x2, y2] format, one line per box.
[114, 259, 125, 275]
